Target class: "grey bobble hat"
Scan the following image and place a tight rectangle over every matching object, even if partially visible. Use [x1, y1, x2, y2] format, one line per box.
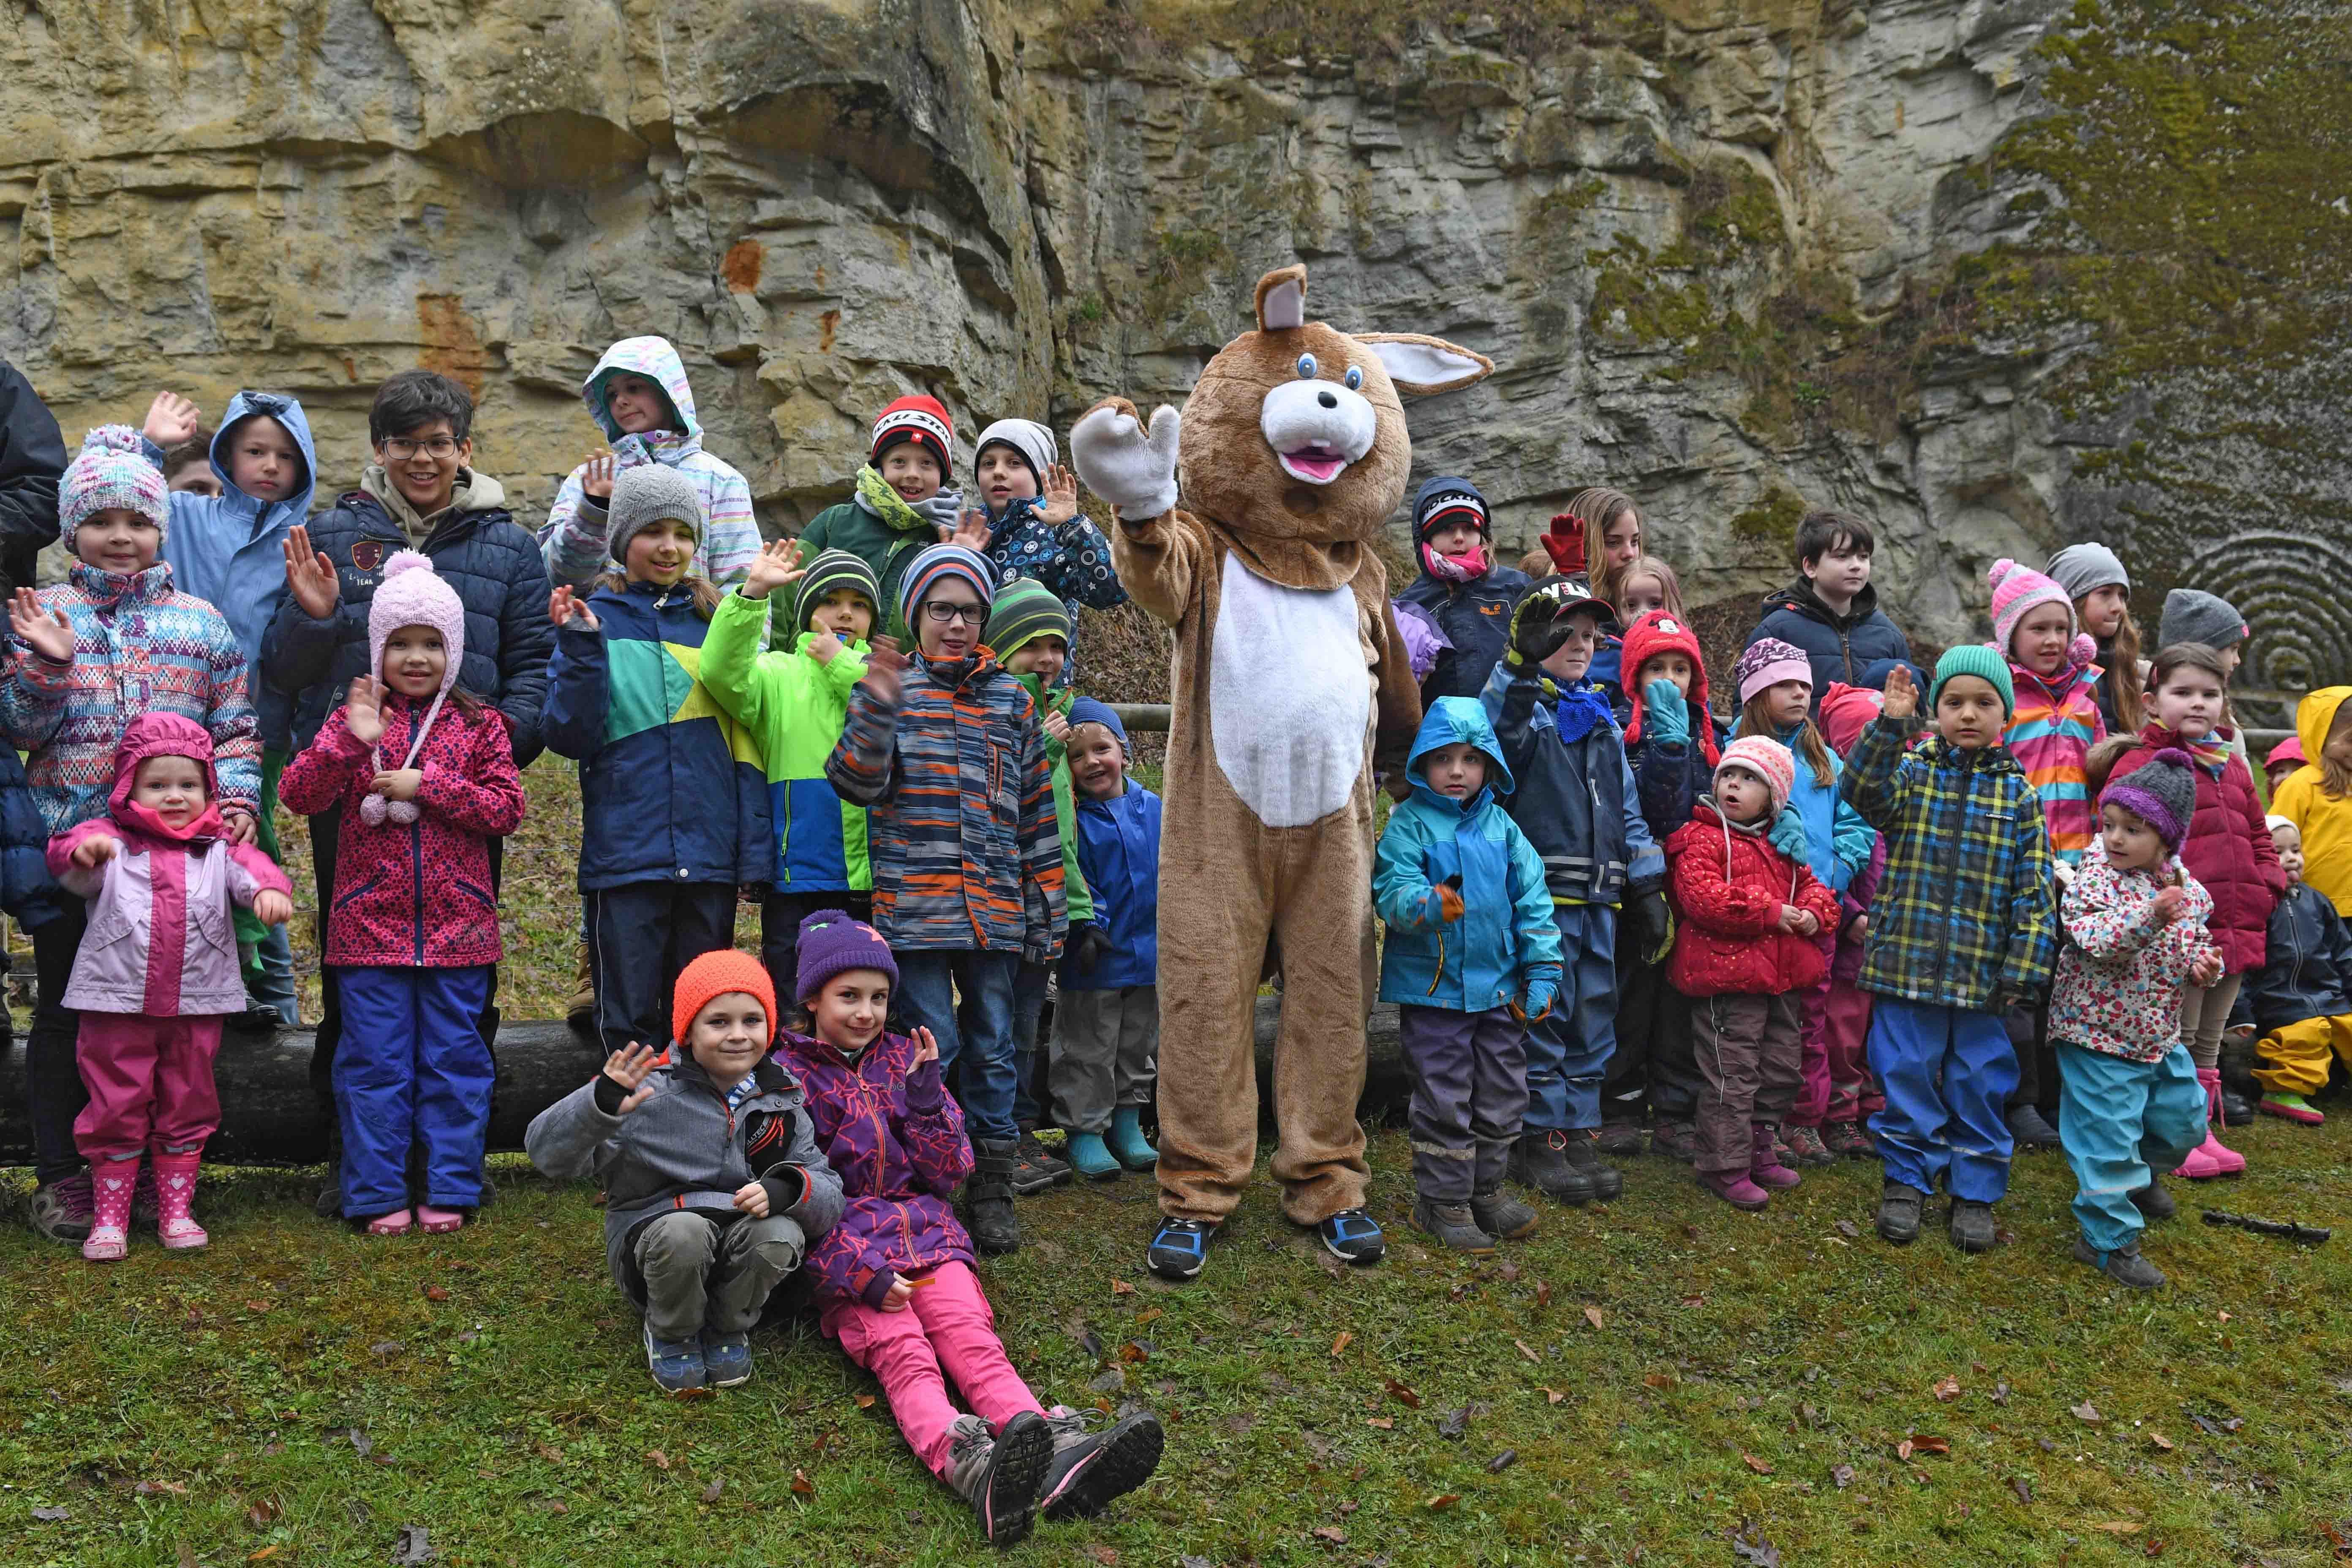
[2102, 747, 2198, 852]
[2157, 587, 2247, 653]
[606, 461, 706, 564]
[2045, 543, 2129, 603]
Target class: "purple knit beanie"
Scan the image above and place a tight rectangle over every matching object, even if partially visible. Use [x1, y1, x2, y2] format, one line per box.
[61, 425, 168, 552]
[796, 908, 900, 1002]
[2101, 747, 2198, 852]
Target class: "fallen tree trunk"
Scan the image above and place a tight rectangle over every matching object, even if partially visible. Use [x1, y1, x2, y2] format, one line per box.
[0, 997, 1411, 1167]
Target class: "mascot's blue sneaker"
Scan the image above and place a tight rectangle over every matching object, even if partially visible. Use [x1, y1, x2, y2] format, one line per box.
[1146, 1217, 1216, 1281]
[1316, 1208, 1386, 1265]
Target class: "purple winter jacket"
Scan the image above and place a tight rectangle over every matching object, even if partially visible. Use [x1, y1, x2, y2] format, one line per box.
[768, 1026, 975, 1309]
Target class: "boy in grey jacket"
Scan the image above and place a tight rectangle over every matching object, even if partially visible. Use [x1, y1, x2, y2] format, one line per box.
[527, 950, 842, 1392]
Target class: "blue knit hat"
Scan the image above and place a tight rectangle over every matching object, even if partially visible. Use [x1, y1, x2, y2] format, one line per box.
[1067, 697, 1127, 743]
[898, 543, 996, 630]
[1859, 657, 1925, 693]
[1930, 645, 2016, 718]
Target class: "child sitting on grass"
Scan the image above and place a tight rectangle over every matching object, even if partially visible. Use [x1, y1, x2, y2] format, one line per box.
[773, 910, 1162, 1547]
[2246, 817, 2352, 1123]
[526, 948, 843, 1393]
[2050, 750, 2221, 1290]
[798, 395, 965, 642]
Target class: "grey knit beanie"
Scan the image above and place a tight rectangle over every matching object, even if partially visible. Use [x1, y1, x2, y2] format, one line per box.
[2045, 543, 2129, 603]
[2102, 747, 2198, 852]
[2157, 587, 2246, 653]
[606, 462, 705, 563]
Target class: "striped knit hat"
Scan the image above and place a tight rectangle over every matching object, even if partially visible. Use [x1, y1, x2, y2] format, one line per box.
[984, 577, 1071, 658]
[871, 395, 953, 474]
[1988, 557, 2075, 660]
[1930, 644, 2016, 718]
[1716, 735, 1796, 816]
[897, 543, 996, 629]
[793, 548, 881, 637]
[61, 425, 169, 550]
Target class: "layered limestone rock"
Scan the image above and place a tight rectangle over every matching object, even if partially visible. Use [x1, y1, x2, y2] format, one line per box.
[2, 0, 2341, 699]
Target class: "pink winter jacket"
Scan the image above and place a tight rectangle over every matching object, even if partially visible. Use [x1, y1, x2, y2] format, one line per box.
[46, 713, 291, 1016]
[278, 694, 526, 968]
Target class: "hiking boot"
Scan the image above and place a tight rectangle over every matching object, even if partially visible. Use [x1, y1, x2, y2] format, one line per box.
[1949, 1198, 1997, 1253]
[1064, 1131, 1122, 1181]
[1469, 1184, 1539, 1242]
[1040, 1406, 1165, 1521]
[30, 1171, 94, 1245]
[1876, 1181, 1925, 1245]
[1748, 1124, 1801, 1191]
[566, 942, 596, 1032]
[1107, 1106, 1157, 1170]
[1509, 1129, 1593, 1206]
[700, 1329, 752, 1388]
[2128, 1181, 2176, 1221]
[1560, 1129, 1625, 1201]
[1315, 1208, 1386, 1265]
[945, 1410, 1052, 1547]
[966, 1140, 1022, 1256]
[2259, 1090, 2325, 1125]
[1595, 1120, 1646, 1157]
[1411, 1200, 1496, 1254]
[1009, 1131, 1071, 1196]
[1649, 1118, 1698, 1163]
[1145, 1217, 1216, 1281]
[1700, 1170, 1769, 1212]
[1821, 1120, 1876, 1160]
[2072, 1236, 2164, 1289]
[131, 1163, 161, 1228]
[1783, 1124, 1836, 1168]
[2005, 1104, 2061, 1149]
[643, 1322, 705, 1393]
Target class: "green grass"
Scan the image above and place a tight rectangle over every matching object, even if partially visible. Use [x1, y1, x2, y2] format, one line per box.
[3, 1119, 2350, 1567]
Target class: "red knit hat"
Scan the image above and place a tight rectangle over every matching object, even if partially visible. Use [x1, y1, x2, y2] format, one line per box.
[672, 948, 779, 1049]
[1620, 609, 1717, 764]
[871, 394, 953, 474]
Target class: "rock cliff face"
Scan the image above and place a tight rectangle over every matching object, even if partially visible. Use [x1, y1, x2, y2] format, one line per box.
[3, 0, 2342, 699]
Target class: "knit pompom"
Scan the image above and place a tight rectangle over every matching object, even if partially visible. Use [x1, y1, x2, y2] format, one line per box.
[79, 425, 146, 457]
[2070, 631, 2099, 669]
[382, 550, 435, 580]
[2151, 747, 2194, 770]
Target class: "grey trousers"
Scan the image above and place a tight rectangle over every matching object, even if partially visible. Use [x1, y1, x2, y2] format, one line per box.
[1051, 985, 1160, 1135]
[1399, 1003, 1527, 1203]
[632, 1209, 808, 1342]
[1691, 992, 1805, 1179]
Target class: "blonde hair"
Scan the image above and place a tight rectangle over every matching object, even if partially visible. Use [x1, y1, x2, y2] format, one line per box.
[1735, 693, 1835, 790]
[1565, 487, 1641, 606]
[2083, 595, 2145, 731]
[2325, 701, 2352, 799]
[1614, 555, 1686, 621]
[1517, 546, 1557, 580]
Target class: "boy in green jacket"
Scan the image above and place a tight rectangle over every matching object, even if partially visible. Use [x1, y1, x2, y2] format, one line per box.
[700, 542, 877, 1015]
[795, 396, 964, 643]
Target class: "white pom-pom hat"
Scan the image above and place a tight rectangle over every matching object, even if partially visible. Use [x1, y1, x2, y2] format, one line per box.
[361, 551, 467, 826]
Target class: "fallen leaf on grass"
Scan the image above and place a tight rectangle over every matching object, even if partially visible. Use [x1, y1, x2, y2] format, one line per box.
[1365, 1417, 1394, 1430]
[1514, 1339, 1539, 1363]
[1829, 1464, 1854, 1490]
[247, 1498, 281, 1527]
[1991, 1381, 2011, 1406]
[244, 1300, 272, 1314]
[1384, 1378, 1422, 1409]
[1582, 1305, 1605, 1330]
[533, 1443, 563, 1464]
[1643, 1372, 1677, 1389]
[1425, 1493, 1459, 1511]
[346, 1430, 373, 1458]
[532, 1500, 568, 1515]
[1729, 1520, 1781, 1565]
[2149, 1432, 2174, 1451]
[701, 1478, 724, 1503]
[369, 1342, 404, 1358]
[1311, 1525, 1348, 1544]
[1680, 1294, 1707, 1309]
[1534, 1280, 1553, 1309]
[854, 1394, 875, 1410]
[1438, 1406, 1472, 1440]
[1834, 1219, 1859, 1239]
[1330, 1331, 1352, 1357]
[422, 1285, 450, 1303]
[389, 1525, 435, 1565]
[1110, 1279, 1135, 1296]
[2011, 1477, 2034, 1504]
[1933, 1376, 1961, 1402]
[135, 1479, 189, 1497]
[1742, 1452, 1773, 1475]
[1540, 1387, 1566, 1405]
[1134, 1307, 1162, 1326]
[248, 1549, 281, 1563]
[2093, 1521, 2142, 1535]
[789, 1469, 814, 1496]
[1087, 1548, 1120, 1566]
[1119, 1342, 1149, 1364]
[2071, 1401, 2102, 1423]
[1487, 1449, 1519, 1473]
[31, 1506, 69, 1522]
[1911, 1435, 1951, 1456]
[645, 1450, 670, 1470]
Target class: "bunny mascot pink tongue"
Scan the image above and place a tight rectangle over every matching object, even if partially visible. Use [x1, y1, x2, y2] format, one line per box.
[361, 551, 467, 826]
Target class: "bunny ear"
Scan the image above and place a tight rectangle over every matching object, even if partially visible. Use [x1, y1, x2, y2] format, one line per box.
[1356, 334, 1495, 396]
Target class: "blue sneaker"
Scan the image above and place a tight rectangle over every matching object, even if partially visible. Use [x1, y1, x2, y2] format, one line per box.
[1146, 1217, 1216, 1281]
[701, 1328, 752, 1388]
[643, 1322, 705, 1393]
[1316, 1207, 1386, 1265]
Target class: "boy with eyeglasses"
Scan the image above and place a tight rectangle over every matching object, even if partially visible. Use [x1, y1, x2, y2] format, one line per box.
[261, 369, 555, 1214]
[826, 544, 1066, 1258]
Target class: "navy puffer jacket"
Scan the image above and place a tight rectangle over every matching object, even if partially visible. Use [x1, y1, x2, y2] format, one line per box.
[2246, 882, 2352, 1032]
[1748, 580, 1913, 709]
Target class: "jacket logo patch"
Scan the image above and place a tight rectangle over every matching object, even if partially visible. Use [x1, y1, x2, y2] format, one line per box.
[351, 541, 386, 571]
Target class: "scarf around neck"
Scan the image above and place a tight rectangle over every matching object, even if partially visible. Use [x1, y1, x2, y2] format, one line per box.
[855, 464, 964, 535]
[1418, 538, 1490, 585]
[1551, 677, 1616, 743]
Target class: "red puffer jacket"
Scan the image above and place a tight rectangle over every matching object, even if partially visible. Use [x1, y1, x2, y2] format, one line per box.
[2109, 728, 2284, 973]
[1665, 800, 1842, 997]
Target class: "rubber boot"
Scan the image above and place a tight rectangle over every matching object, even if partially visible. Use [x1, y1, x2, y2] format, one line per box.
[1107, 1106, 1157, 1170]
[966, 1138, 1022, 1255]
[2174, 1067, 2245, 1179]
[1469, 1183, 1539, 1241]
[2219, 1025, 2260, 1126]
[84, 1158, 137, 1262]
[1748, 1123, 1801, 1191]
[151, 1150, 208, 1250]
[1560, 1129, 1625, 1200]
[1699, 1169, 1769, 1211]
[1064, 1131, 1122, 1181]
[1508, 1129, 1594, 1206]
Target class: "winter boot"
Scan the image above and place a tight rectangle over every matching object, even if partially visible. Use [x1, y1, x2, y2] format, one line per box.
[1699, 1169, 1769, 1211]
[566, 941, 596, 1032]
[2174, 1067, 2246, 1179]
[1649, 1118, 1697, 1162]
[1821, 1119, 1876, 1160]
[1560, 1128, 1625, 1201]
[1107, 1106, 1157, 1170]
[2259, 1089, 2325, 1125]
[2128, 1181, 2176, 1221]
[151, 1151, 207, 1251]
[1595, 1119, 1646, 1157]
[131, 1163, 161, 1228]
[966, 1139, 1022, 1255]
[1876, 1181, 1925, 1244]
[1749, 1124, 1802, 1190]
[1411, 1199, 1497, 1254]
[2005, 1102, 2061, 1149]
[2073, 1235, 2165, 1289]
[945, 1410, 1053, 1548]
[1509, 1129, 1594, 1206]
[1040, 1406, 1165, 1521]
[1470, 1183, 1539, 1242]
[1009, 1130, 1071, 1195]
[1948, 1198, 1998, 1253]
[1782, 1124, 1836, 1167]
[82, 1160, 137, 1262]
[30, 1171, 95, 1245]
[1064, 1131, 1122, 1181]
[2219, 1024, 2260, 1125]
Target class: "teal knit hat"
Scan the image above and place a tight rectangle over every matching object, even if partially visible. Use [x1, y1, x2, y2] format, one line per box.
[1932, 645, 2016, 718]
[984, 577, 1072, 659]
[793, 548, 880, 637]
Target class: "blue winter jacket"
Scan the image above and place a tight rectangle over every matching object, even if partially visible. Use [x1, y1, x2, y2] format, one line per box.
[1375, 698, 1563, 1011]
[1478, 661, 1662, 906]
[154, 392, 318, 702]
[1748, 580, 1914, 712]
[1396, 564, 1532, 704]
[0, 742, 61, 930]
[1062, 782, 1162, 991]
[1770, 721, 1875, 896]
[540, 580, 771, 892]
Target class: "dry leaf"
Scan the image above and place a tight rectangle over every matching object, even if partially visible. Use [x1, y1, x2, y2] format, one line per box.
[31, 1506, 70, 1523]
[1087, 1548, 1120, 1566]
[1541, 1387, 1566, 1405]
[534, 1443, 563, 1463]
[2071, 1401, 2102, 1424]
[389, 1526, 434, 1566]
[1534, 1280, 1554, 1308]
[1582, 1305, 1605, 1331]
[535, 1500, 568, 1515]
[1134, 1307, 1162, 1326]
[1330, 1331, 1353, 1357]
[423, 1285, 450, 1303]
[1911, 1435, 1951, 1456]
[2149, 1432, 2174, 1451]
[1384, 1378, 1422, 1409]
[1514, 1338, 1539, 1363]
[1680, 1294, 1707, 1308]
[645, 1449, 670, 1470]
[1110, 1279, 1135, 1296]
[1830, 1464, 1854, 1490]
[1834, 1219, 1860, 1238]
[1366, 1417, 1394, 1429]
[855, 1394, 875, 1410]
[247, 1499, 281, 1527]
[248, 1550, 280, 1563]
[1644, 1372, 1676, 1389]
[1426, 1493, 1460, 1511]
[789, 1469, 814, 1496]
[135, 1479, 189, 1497]
[701, 1478, 724, 1503]
[1119, 1342, 1149, 1364]
[1933, 1376, 1961, 1402]
[1311, 1525, 1349, 1544]
[244, 1300, 271, 1314]
[2010, 1476, 2034, 1504]
[1742, 1452, 1773, 1475]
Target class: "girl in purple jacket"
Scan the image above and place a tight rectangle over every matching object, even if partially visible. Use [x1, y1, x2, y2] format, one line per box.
[770, 909, 1162, 1549]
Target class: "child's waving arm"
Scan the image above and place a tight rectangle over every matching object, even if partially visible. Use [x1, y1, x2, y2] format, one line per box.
[413, 708, 528, 836]
[898, 1029, 976, 1195]
[699, 576, 780, 733]
[538, 590, 610, 761]
[0, 588, 76, 750]
[825, 639, 903, 806]
[277, 696, 377, 816]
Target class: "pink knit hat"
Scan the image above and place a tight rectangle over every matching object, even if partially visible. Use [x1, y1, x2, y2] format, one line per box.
[61, 425, 168, 552]
[362, 552, 467, 826]
[1989, 558, 2076, 659]
[1715, 735, 1797, 816]
[1733, 637, 1813, 705]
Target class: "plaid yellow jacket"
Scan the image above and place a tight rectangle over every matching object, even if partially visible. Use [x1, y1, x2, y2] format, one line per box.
[1838, 716, 2059, 1010]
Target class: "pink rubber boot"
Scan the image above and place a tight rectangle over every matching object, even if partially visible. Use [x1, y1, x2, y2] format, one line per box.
[83, 1159, 137, 1262]
[1749, 1123, 1802, 1190]
[151, 1152, 208, 1250]
[2173, 1068, 2245, 1180]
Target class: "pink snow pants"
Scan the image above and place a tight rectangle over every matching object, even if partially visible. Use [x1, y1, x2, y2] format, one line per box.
[820, 1261, 1046, 1477]
[73, 1013, 225, 1163]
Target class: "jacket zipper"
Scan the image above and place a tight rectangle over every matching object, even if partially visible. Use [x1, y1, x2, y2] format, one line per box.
[1427, 928, 1446, 996]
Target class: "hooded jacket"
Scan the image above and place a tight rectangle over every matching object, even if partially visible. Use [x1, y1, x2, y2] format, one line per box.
[540, 580, 773, 892]
[2050, 838, 2219, 1062]
[45, 713, 291, 1015]
[0, 561, 262, 831]
[1748, 580, 1914, 706]
[1478, 660, 1662, 907]
[2272, 687, 2352, 917]
[1839, 715, 2059, 1011]
[769, 1025, 977, 1309]
[2001, 648, 2107, 864]
[1374, 698, 1563, 1010]
[525, 1052, 843, 1311]
[278, 690, 526, 966]
[154, 392, 318, 688]
[261, 472, 553, 764]
[698, 588, 871, 894]
[1394, 478, 1532, 703]
[2246, 882, 2352, 1032]
[1664, 797, 1840, 997]
[1064, 779, 1162, 991]
[0, 357, 65, 596]
[2107, 726, 2284, 972]
[539, 338, 761, 591]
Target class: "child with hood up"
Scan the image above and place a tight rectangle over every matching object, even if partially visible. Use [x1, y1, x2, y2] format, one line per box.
[1374, 697, 1563, 1253]
[798, 396, 967, 642]
[954, 419, 1125, 684]
[1391, 476, 1531, 703]
[2267, 686, 2352, 916]
[539, 336, 761, 591]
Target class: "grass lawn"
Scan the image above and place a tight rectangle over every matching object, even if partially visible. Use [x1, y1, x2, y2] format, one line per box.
[2, 1116, 2349, 1567]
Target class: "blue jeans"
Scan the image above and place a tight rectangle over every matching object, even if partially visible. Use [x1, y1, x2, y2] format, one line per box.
[1010, 961, 1052, 1127]
[895, 950, 1022, 1143]
[334, 965, 494, 1218]
[1523, 902, 1617, 1132]
[2055, 1040, 2206, 1256]
[1866, 997, 2016, 1203]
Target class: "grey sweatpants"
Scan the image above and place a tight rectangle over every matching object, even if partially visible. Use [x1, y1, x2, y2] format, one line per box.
[1691, 992, 1805, 1179]
[632, 1210, 808, 1342]
[1399, 1003, 1527, 1203]
[1051, 985, 1159, 1135]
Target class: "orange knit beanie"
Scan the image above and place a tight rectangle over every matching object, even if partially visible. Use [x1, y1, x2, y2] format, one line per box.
[672, 948, 779, 1048]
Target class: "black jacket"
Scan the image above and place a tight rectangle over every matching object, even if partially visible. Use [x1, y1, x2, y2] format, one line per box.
[0, 360, 65, 597]
[1396, 564, 1532, 703]
[1748, 580, 1913, 705]
[2247, 882, 2352, 1032]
